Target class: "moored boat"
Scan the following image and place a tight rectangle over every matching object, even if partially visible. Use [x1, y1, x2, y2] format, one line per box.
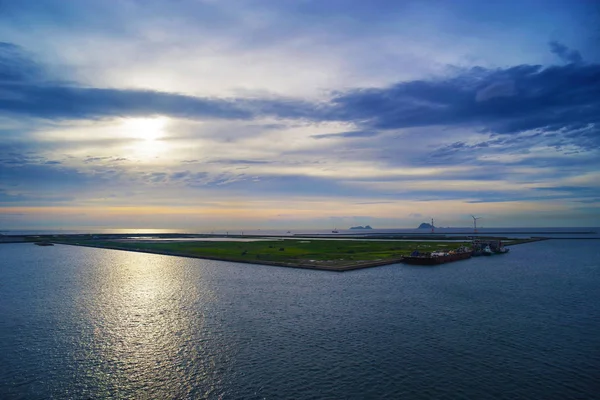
[403, 247, 472, 265]
[34, 241, 54, 246]
[472, 239, 509, 256]
[482, 245, 493, 256]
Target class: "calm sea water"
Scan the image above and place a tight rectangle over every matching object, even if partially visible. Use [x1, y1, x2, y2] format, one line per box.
[1, 240, 599, 399]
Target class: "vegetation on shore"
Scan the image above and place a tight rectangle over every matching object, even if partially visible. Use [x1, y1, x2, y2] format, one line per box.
[17, 234, 541, 270]
[99, 239, 458, 259]
[58, 238, 478, 269]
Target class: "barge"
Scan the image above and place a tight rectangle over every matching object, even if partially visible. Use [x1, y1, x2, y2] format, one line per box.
[403, 248, 472, 265]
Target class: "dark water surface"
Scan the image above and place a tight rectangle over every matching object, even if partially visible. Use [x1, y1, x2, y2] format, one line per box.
[1, 240, 599, 399]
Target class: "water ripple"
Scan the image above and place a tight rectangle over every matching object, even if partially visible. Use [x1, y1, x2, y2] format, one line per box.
[0, 240, 599, 399]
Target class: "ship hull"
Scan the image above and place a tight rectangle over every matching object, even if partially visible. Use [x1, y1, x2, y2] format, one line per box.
[403, 252, 472, 265]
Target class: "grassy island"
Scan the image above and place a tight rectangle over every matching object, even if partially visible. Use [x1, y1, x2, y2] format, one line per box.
[56, 238, 473, 271]
[97, 239, 452, 270]
[23, 234, 541, 271]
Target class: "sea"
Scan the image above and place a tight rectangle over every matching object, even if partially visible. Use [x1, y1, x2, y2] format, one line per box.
[1, 237, 599, 399]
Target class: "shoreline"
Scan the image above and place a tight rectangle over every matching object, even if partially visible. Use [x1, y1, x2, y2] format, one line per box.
[47, 236, 543, 272]
[3, 235, 554, 271]
[53, 241, 405, 272]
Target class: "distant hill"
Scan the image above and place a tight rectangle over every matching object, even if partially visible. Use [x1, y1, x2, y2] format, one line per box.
[418, 223, 434, 229]
[349, 225, 373, 230]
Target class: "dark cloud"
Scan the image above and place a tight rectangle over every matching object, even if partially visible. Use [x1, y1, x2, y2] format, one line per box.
[210, 159, 273, 165]
[0, 189, 73, 204]
[2, 42, 599, 153]
[83, 156, 128, 164]
[475, 81, 516, 102]
[139, 171, 210, 186]
[145, 172, 168, 183]
[84, 156, 110, 163]
[409, 189, 594, 204]
[576, 198, 600, 204]
[0, 43, 275, 121]
[0, 149, 67, 168]
[0, 153, 39, 166]
[0, 83, 254, 120]
[0, 42, 43, 82]
[328, 63, 599, 132]
[311, 131, 378, 139]
[549, 41, 583, 64]
[170, 171, 190, 180]
[0, 162, 103, 206]
[188, 174, 370, 197]
[533, 186, 598, 194]
[354, 201, 394, 205]
[325, 63, 600, 151]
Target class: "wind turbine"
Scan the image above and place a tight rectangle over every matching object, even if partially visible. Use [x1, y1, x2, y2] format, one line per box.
[471, 215, 481, 233]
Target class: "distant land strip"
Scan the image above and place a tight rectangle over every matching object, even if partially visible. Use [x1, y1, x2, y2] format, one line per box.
[1, 234, 550, 271]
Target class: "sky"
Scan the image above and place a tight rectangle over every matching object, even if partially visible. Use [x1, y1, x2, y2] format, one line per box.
[1, 0, 599, 230]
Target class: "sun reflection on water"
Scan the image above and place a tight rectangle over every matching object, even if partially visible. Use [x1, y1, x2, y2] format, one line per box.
[79, 250, 221, 397]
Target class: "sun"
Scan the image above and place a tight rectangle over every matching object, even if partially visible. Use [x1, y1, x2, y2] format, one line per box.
[122, 117, 168, 141]
[120, 117, 169, 159]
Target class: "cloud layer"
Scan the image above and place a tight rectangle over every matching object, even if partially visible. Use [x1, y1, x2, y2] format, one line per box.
[1, 1, 599, 229]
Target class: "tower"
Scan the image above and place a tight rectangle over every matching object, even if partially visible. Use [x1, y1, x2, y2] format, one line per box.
[471, 215, 481, 233]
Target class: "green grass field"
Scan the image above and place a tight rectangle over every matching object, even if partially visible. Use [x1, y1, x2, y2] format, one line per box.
[82, 239, 470, 266]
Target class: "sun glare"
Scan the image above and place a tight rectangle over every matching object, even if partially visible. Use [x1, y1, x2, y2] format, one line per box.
[122, 117, 168, 141]
[120, 117, 169, 159]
